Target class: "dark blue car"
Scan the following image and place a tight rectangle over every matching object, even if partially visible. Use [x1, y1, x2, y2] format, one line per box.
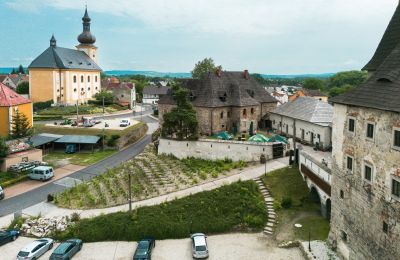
[50, 239, 82, 260]
[0, 230, 19, 246]
[133, 238, 155, 260]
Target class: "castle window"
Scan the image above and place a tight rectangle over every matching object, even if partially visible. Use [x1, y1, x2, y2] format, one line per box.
[227, 111, 231, 118]
[346, 156, 353, 172]
[220, 112, 224, 119]
[81, 76, 84, 83]
[383, 221, 389, 234]
[348, 118, 355, 133]
[340, 190, 344, 199]
[393, 129, 400, 149]
[73, 75, 77, 83]
[366, 123, 374, 139]
[88, 76, 90, 82]
[81, 88, 84, 91]
[341, 231, 348, 242]
[392, 178, 400, 198]
[95, 87, 98, 90]
[243, 109, 247, 117]
[364, 164, 373, 182]
[251, 108, 254, 114]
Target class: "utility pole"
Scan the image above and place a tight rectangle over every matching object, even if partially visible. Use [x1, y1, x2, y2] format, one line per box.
[76, 100, 79, 121]
[293, 119, 297, 164]
[128, 172, 132, 212]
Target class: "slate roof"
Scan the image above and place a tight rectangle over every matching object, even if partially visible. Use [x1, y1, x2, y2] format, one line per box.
[54, 135, 100, 144]
[29, 46, 101, 71]
[30, 133, 63, 147]
[363, 4, 400, 71]
[158, 71, 277, 108]
[271, 97, 333, 126]
[303, 89, 327, 97]
[143, 85, 170, 95]
[331, 4, 400, 113]
[0, 82, 31, 107]
[106, 82, 134, 91]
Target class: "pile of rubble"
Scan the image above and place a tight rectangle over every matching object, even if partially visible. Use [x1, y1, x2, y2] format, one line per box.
[20, 216, 70, 237]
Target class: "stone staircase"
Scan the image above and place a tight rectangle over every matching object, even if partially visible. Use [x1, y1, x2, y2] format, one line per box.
[254, 177, 277, 236]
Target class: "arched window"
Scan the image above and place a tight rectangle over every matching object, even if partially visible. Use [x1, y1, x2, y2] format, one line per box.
[95, 76, 98, 82]
[243, 109, 247, 116]
[81, 75, 84, 83]
[251, 108, 254, 114]
[220, 112, 224, 119]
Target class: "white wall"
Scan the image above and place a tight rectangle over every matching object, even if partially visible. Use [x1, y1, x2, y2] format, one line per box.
[158, 138, 279, 162]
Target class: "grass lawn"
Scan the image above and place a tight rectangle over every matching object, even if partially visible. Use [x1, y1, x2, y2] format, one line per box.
[262, 167, 330, 241]
[36, 104, 127, 116]
[43, 150, 117, 167]
[53, 180, 267, 242]
[33, 122, 146, 140]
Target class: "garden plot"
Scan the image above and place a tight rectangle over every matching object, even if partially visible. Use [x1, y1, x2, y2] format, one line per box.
[54, 144, 251, 209]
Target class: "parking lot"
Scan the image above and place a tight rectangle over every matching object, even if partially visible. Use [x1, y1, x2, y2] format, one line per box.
[0, 233, 303, 260]
[45, 118, 140, 131]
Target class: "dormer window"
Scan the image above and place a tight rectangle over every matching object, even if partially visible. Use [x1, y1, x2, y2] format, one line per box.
[377, 78, 392, 83]
[219, 92, 227, 102]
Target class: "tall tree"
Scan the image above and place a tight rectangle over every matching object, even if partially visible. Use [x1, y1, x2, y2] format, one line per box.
[10, 68, 16, 74]
[303, 78, 325, 90]
[161, 83, 198, 140]
[191, 58, 222, 79]
[17, 65, 25, 74]
[11, 111, 31, 138]
[16, 82, 29, 95]
[0, 137, 8, 162]
[94, 90, 115, 105]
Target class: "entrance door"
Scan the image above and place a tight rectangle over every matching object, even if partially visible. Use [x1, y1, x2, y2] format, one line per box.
[311, 132, 315, 145]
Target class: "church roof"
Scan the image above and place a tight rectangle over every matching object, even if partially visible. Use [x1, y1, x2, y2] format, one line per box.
[0, 82, 31, 107]
[363, 4, 400, 72]
[331, 4, 400, 113]
[158, 71, 277, 108]
[29, 45, 101, 71]
[271, 97, 333, 126]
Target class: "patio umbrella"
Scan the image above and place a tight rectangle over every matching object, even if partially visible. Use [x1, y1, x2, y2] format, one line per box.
[215, 131, 233, 140]
[274, 135, 289, 144]
[248, 133, 269, 142]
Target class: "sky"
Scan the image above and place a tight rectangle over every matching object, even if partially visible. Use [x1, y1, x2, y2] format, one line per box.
[0, 0, 398, 74]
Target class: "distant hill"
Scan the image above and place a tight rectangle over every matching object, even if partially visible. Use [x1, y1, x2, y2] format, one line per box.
[105, 70, 335, 79]
[0, 67, 334, 79]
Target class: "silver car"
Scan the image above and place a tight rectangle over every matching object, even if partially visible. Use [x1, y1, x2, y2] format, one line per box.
[191, 233, 209, 259]
[17, 238, 54, 260]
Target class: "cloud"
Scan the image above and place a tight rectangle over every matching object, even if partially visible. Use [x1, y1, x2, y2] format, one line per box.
[5, 0, 396, 35]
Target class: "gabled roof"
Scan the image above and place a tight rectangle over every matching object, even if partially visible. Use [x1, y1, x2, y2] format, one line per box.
[363, 4, 400, 72]
[106, 82, 134, 91]
[303, 89, 327, 97]
[143, 85, 170, 95]
[158, 71, 277, 108]
[29, 46, 101, 71]
[271, 97, 333, 126]
[0, 82, 31, 107]
[0, 75, 7, 82]
[54, 135, 100, 144]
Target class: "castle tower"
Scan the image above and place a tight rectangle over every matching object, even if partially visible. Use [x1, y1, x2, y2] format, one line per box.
[76, 7, 98, 62]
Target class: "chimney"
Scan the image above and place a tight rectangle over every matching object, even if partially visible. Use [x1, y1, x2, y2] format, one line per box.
[243, 69, 249, 79]
[216, 68, 222, 77]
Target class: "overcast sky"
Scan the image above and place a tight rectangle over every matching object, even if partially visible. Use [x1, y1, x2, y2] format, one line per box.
[0, 0, 398, 74]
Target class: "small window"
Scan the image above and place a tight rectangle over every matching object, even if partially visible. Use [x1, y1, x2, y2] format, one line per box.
[366, 123, 374, 139]
[95, 87, 98, 90]
[340, 190, 344, 199]
[251, 108, 254, 114]
[364, 165, 372, 182]
[220, 112, 224, 119]
[394, 130, 400, 148]
[88, 87, 90, 91]
[348, 118, 355, 132]
[347, 156, 353, 172]
[243, 109, 247, 116]
[73, 75, 77, 83]
[227, 111, 231, 118]
[73, 88, 77, 92]
[95, 76, 98, 82]
[81, 88, 84, 91]
[81, 75, 84, 83]
[121, 94, 124, 97]
[392, 179, 400, 197]
[341, 231, 348, 242]
[88, 76, 90, 82]
[383, 221, 388, 234]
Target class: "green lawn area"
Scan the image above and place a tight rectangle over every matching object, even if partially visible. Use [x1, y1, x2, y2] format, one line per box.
[262, 167, 330, 241]
[43, 150, 117, 167]
[0, 171, 29, 188]
[36, 104, 127, 116]
[53, 180, 267, 242]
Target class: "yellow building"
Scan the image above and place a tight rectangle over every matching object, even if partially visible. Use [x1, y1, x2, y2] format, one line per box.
[29, 7, 102, 105]
[0, 83, 33, 137]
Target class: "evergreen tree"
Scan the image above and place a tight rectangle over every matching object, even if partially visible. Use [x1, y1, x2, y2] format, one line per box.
[10, 68, 16, 74]
[0, 137, 8, 162]
[161, 83, 198, 140]
[11, 110, 31, 138]
[17, 65, 25, 74]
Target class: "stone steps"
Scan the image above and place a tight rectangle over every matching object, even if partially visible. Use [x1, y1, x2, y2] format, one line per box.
[254, 177, 277, 237]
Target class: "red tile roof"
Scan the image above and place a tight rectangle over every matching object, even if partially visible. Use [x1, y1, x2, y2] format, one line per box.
[0, 82, 31, 107]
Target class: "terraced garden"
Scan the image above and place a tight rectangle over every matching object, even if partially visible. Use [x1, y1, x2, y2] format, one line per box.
[54, 144, 250, 209]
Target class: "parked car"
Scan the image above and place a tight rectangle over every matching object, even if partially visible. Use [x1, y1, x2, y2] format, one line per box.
[50, 239, 83, 260]
[0, 185, 4, 200]
[0, 230, 19, 246]
[133, 238, 155, 260]
[191, 233, 209, 259]
[17, 238, 54, 260]
[120, 118, 131, 127]
[28, 166, 54, 181]
[65, 144, 77, 154]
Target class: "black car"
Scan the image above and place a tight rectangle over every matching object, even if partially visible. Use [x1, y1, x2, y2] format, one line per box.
[0, 230, 19, 246]
[133, 238, 155, 260]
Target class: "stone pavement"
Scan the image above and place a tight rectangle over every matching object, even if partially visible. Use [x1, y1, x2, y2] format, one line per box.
[0, 157, 289, 228]
[300, 241, 339, 260]
[2, 164, 84, 200]
[254, 177, 277, 236]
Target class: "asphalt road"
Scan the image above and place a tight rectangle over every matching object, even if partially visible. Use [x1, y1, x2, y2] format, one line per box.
[0, 115, 158, 217]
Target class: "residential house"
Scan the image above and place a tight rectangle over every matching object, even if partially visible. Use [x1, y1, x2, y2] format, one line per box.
[270, 97, 333, 149]
[143, 85, 171, 105]
[28, 7, 101, 105]
[328, 4, 400, 259]
[1, 74, 29, 90]
[271, 91, 289, 105]
[158, 70, 278, 135]
[105, 82, 136, 109]
[289, 88, 328, 102]
[0, 83, 33, 137]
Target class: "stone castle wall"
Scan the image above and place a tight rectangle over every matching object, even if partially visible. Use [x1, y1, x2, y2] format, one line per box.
[329, 103, 400, 260]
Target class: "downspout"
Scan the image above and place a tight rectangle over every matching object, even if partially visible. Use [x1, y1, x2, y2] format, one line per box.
[210, 108, 213, 136]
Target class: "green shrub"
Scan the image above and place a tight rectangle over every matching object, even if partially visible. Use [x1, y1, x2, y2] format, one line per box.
[8, 217, 26, 230]
[281, 196, 293, 209]
[33, 100, 53, 112]
[273, 200, 282, 211]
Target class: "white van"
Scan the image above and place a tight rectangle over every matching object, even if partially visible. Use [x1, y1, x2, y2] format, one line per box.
[119, 118, 131, 127]
[28, 166, 54, 181]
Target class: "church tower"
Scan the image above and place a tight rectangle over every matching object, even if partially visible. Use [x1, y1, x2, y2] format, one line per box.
[76, 7, 98, 62]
